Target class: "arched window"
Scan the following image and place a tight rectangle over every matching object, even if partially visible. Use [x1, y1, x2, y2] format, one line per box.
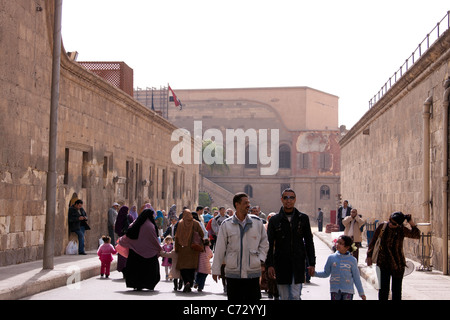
[320, 185, 330, 200]
[244, 185, 253, 198]
[279, 144, 291, 169]
[245, 145, 257, 168]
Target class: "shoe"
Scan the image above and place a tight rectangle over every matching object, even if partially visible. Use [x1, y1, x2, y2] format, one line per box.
[183, 283, 191, 293]
[79, 252, 87, 255]
[100, 274, 104, 278]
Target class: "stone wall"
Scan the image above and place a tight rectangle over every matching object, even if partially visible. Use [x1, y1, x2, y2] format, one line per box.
[0, 1, 199, 266]
[340, 27, 450, 270]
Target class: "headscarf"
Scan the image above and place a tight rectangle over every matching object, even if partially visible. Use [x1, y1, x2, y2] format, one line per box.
[129, 205, 138, 222]
[126, 208, 158, 240]
[168, 204, 177, 220]
[175, 210, 194, 247]
[69, 193, 78, 208]
[115, 206, 129, 236]
[155, 210, 164, 228]
[120, 209, 161, 259]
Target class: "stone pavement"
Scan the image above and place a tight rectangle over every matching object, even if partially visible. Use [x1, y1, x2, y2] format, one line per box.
[1, 231, 450, 300]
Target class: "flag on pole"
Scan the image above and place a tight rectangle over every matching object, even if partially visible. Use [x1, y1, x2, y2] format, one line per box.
[168, 85, 182, 109]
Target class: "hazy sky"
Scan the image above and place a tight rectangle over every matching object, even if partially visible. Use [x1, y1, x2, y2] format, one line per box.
[61, 0, 449, 129]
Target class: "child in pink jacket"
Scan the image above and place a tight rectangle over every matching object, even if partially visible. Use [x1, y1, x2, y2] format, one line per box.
[97, 235, 117, 278]
[195, 239, 213, 292]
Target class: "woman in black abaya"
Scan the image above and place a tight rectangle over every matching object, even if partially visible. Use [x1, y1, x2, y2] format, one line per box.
[119, 209, 161, 291]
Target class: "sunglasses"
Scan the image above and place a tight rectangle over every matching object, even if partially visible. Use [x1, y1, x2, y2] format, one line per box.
[283, 195, 296, 200]
[389, 219, 399, 227]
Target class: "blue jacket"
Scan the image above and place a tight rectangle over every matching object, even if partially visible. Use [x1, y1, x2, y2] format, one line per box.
[315, 251, 365, 296]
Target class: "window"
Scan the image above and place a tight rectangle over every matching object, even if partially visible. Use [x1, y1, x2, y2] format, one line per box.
[279, 145, 291, 169]
[126, 161, 131, 199]
[320, 185, 330, 200]
[162, 168, 167, 199]
[64, 148, 69, 184]
[297, 153, 309, 169]
[82, 151, 89, 188]
[319, 153, 332, 170]
[244, 185, 253, 198]
[245, 145, 257, 168]
[148, 165, 154, 200]
[172, 171, 177, 199]
[135, 162, 141, 200]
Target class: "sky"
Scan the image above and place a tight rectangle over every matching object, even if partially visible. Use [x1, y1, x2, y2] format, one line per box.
[61, 0, 449, 129]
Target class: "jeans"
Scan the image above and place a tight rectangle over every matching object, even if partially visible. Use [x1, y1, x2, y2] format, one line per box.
[331, 290, 353, 300]
[73, 226, 85, 254]
[277, 275, 303, 300]
[195, 273, 208, 290]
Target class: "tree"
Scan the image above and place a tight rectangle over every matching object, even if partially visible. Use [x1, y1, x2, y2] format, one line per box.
[202, 139, 229, 174]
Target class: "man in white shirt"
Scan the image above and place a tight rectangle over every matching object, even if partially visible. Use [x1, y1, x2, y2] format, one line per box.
[212, 193, 269, 300]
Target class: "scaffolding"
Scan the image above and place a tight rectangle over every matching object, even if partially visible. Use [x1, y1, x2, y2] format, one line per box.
[134, 86, 169, 119]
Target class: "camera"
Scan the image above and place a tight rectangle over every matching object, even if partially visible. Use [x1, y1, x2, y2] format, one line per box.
[405, 214, 411, 222]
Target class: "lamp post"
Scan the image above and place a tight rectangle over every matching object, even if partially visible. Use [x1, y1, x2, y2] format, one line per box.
[43, 0, 63, 270]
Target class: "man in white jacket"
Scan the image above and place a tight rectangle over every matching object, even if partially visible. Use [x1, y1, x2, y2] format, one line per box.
[212, 192, 269, 300]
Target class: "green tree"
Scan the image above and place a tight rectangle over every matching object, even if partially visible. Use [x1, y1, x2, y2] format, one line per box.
[202, 139, 229, 174]
[198, 192, 212, 207]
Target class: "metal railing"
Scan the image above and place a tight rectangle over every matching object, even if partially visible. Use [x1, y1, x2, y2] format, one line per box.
[369, 11, 450, 109]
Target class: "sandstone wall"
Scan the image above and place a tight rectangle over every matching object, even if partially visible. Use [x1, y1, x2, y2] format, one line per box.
[0, 1, 198, 266]
[340, 28, 450, 270]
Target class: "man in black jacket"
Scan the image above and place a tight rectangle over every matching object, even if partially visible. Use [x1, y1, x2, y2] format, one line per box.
[68, 199, 89, 255]
[337, 200, 352, 231]
[265, 188, 316, 300]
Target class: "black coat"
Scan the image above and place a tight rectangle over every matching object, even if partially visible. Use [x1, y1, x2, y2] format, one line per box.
[337, 205, 352, 230]
[265, 207, 316, 284]
[68, 207, 89, 232]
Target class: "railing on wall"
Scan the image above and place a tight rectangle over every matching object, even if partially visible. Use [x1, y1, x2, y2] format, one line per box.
[369, 11, 450, 109]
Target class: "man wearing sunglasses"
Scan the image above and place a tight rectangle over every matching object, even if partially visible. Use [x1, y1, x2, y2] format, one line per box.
[265, 188, 316, 300]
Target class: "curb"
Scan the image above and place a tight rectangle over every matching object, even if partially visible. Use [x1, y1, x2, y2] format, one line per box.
[0, 257, 117, 300]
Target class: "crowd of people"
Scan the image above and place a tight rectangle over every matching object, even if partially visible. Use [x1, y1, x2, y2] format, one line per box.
[67, 191, 421, 301]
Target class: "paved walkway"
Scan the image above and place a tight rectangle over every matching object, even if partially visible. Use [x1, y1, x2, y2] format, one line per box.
[1, 230, 450, 300]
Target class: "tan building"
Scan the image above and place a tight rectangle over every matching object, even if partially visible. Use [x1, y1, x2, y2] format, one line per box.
[0, 1, 199, 266]
[340, 16, 450, 273]
[137, 86, 342, 221]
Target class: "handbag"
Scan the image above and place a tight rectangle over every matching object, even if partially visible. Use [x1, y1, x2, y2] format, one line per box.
[116, 236, 129, 258]
[190, 227, 204, 252]
[116, 243, 129, 258]
[371, 222, 387, 264]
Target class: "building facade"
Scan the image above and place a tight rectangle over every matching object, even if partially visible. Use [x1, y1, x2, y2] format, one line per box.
[148, 86, 342, 221]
